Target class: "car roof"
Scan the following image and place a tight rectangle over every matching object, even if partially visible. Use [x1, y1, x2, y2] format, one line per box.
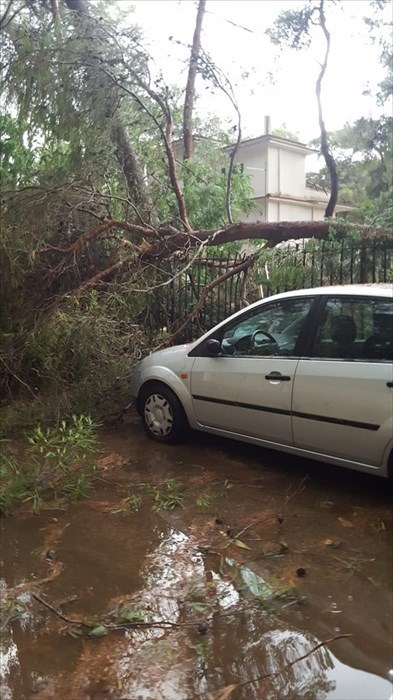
[264, 283, 393, 303]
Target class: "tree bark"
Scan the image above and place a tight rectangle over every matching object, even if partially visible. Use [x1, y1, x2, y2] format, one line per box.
[183, 0, 206, 160]
[140, 220, 364, 260]
[317, 1, 338, 218]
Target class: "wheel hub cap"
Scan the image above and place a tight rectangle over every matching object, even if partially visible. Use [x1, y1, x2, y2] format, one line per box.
[144, 394, 173, 436]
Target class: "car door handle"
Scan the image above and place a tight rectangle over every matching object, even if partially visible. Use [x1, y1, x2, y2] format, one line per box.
[265, 373, 291, 382]
[387, 381, 393, 388]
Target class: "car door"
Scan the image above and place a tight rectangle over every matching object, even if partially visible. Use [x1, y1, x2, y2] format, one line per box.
[292, 294, 393, 467]
[190, 296, 315, 445]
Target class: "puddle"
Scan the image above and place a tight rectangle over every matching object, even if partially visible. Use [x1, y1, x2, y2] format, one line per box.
[1, 424, 392, 699]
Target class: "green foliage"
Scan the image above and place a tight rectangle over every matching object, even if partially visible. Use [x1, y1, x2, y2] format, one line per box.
[308, 116, 392, 217]
[88, 624, 108, 637]
[366, 188, 393, 229]
[115, 606, 147, 624]
[111, 493, 143, 515]
[363, 0, 393, 106]
[0, 115, 36, 187]
[266, 5, 315, 50]
[182, 162, 254, 230]
[147, 479, 185, 511]
[254, 234, 392, 296]
[196, 493, 213, 509]
[0, 600, 27, 632]
[1, 289, 148, 431]
[0, 414, 98, 514]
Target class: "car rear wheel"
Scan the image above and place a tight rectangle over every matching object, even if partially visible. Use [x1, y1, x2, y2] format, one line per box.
[139, 383, 188, 443]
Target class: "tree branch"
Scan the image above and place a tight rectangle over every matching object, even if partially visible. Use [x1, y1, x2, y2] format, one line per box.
[139, 220, 370, 261]
[0, 0, 26, 31]
[163, 254, 257, 346]
[43, 220, 154, 258]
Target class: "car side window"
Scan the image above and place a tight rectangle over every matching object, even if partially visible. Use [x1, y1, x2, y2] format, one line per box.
[313, 296, 393, 361]
[220, 297, 314, 357]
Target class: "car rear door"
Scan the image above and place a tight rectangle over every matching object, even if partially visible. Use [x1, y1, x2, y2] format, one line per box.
[292, 294, 393, 467]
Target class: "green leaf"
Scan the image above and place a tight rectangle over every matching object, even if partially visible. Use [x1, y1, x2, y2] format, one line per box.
[88, 624, 107, 637]
[190, 602, 206, 612]
[239, 567, 274, 600]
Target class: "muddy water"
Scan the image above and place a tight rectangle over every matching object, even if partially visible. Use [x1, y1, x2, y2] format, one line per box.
[1, 422, 392, 700]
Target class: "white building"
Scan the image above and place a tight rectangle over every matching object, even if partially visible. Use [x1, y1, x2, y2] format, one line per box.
[224, 121, 352, 222]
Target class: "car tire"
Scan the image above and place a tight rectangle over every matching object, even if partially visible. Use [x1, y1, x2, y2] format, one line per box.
[139, 383, 188, 443]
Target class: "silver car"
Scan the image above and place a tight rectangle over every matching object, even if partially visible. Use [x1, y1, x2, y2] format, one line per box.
[131, 285, 393, 478]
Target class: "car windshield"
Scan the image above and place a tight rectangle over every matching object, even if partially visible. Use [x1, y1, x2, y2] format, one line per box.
[221, 297, 314, 356]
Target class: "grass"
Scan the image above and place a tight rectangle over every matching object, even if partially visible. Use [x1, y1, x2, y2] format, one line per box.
[0, 414, 99, 514]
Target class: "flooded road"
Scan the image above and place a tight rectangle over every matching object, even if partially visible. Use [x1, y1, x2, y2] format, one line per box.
[1, 419, 392, 699]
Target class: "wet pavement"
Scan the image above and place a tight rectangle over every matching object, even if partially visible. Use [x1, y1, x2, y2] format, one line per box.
[1, 418, 393, 699]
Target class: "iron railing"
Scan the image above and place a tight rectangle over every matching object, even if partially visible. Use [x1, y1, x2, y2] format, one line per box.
[144, 238, 392, 342]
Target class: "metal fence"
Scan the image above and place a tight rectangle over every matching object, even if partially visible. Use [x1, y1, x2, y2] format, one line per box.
[143, 252, 249, 341]
[259, 238, 393, 296]
[145, 238, 392, 342]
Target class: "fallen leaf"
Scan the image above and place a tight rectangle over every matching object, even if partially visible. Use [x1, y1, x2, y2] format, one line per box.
[232, 539, 251, 550]
[338, 517, 354, 528]
[240, 566, 273, 599]
[319, 501, 334, 509]
[97, 452, 127, 470]
[214, 684, 237, 699]
[324, 538, 342, 548]
[371, 519, 386, 532]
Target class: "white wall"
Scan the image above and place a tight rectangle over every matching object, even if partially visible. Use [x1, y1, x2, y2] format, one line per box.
[267, 200, 326, 222]
[267, 146, 306, 197]
[230, 138, 335, 223]
[232, 143, 267, 197]
[241, 198, 326, 223]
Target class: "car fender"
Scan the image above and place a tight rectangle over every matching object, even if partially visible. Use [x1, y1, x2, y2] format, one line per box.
[136, 364, 198, 428]
[382, 435, 393, 477]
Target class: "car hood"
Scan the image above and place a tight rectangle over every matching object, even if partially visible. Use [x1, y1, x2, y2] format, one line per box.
[138, 343, 191, 369]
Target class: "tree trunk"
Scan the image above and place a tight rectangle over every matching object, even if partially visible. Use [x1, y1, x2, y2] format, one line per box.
[317, 1, 338, 218]
[140, 220, 363, 261]
[183, 0, 206, 161]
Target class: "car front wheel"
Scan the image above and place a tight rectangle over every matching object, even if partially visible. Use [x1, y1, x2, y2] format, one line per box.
[139, 383, 188, 443]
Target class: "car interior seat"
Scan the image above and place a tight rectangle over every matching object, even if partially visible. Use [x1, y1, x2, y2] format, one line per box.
[331, 314, 357, 358]
[363, 314, 393, 361]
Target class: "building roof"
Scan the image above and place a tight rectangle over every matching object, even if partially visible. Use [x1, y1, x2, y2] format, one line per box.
[223, 133, 317, 156]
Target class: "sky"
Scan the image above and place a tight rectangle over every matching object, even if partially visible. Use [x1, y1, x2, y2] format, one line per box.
[126, 0, 389, 150]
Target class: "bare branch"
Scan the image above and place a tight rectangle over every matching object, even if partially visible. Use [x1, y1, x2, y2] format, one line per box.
[43, 220, 154, 258]
[0, 0, 27, 30]
[196, 50, 242, 223]
[183, 0, 206, 160]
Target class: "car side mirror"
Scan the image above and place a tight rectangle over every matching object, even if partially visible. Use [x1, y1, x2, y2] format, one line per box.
[204, 339, 222, 357]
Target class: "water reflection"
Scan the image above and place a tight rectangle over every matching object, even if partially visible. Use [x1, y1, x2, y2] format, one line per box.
[1, 447, 392, 700]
